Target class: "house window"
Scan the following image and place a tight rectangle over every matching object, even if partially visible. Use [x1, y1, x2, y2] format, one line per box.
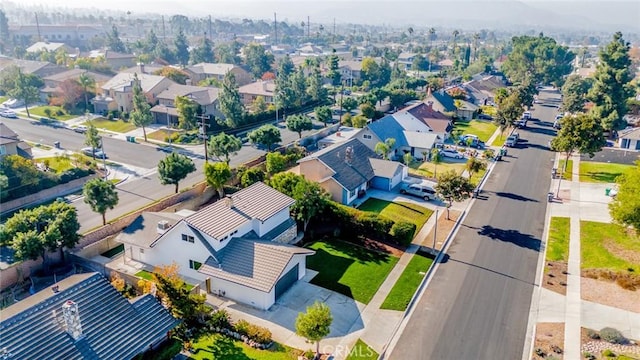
[348, 189, 356, 198]
[0, 145, 5, 155]
[363, 134, 371, 139]
[621, 139, 630, 149]
[182, 234, 195, 243]
[189, 260, 202, 270]
[139, 248, 144, 253]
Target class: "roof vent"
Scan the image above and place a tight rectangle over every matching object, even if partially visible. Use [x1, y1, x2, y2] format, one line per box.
[157, 220, 170, 234]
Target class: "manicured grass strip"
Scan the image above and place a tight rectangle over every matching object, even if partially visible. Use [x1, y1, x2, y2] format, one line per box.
[546, 217, 570, 262]
[189, 333, 299, 360]
[28, 105, 78, 121]
[346, 339, 379, 360]
[453, 119, 498, 142]
[358, 198, 433, 233]
[147, 128, 182, 142]
[491, 134, 506, 147]
[579, 161, 633, 183]
[410, 160, 466, 179]
[557, 159, 573, 181]
[37, 156, 74, 173]
[580, 221, 640, 272]
[380, 252, 434, 311]
[306, 240, 399, 304]
[84, 117, 137, 133]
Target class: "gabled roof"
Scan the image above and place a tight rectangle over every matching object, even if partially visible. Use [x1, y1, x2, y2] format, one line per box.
[238, 80, 275, 97]
[26, 42, 69, 53]
[619, 127, 640, 140]
[0, 273, 178, 360]
[187, 63, 241, 75]
[198, 239, 314, 292]
[186, 182, 295, 240]
[338, 60, 364, 72]
[299, 138, 378, 191]
[43, 68, 111, 84]
[403, 101, 451, 122]
[370, 158, 406, 178]
[0, 58, 63, 75]
[456, 99, 479, 111]
[101, 72, 171, 93]
[157, 84, 220, 106]
[422, 118, 453, 134]
[0, 123, 20, 145]
[427, 91, 457, 112]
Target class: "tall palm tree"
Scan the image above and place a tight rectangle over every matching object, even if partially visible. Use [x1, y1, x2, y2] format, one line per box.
[78, 72, 95, 111]
[472, 33, 480, 61]
[428, 27, 436, 50]
[407, 27, 414, 43]
[452, 29, 460, 52]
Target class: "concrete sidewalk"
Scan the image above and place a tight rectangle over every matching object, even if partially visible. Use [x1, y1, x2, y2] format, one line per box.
[527, 153, 639, 359]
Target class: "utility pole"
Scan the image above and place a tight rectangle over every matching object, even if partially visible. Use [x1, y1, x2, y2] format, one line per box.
[208, 15, 212, 41]
[197, 114, 210, 162]
[161, 16, 166, 41]
[307, 16, 310, 39]
[35, 13, 41, 41]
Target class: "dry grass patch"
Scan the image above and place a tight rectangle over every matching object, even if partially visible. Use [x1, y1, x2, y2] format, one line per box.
[581, 277, 640, 313]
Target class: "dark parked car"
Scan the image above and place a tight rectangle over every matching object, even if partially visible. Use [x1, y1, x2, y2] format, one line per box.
[478, 114, 493, 120]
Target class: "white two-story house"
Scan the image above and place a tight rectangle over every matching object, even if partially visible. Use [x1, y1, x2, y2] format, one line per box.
[116, 182, 312, 310]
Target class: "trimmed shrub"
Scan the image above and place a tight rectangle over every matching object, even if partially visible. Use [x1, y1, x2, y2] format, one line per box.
[240, 168, 265, 188]
[234, 319, 250, 336]
[602, 349, 615, 357]
[246, 323, 272, 344]
[208, 309, 231, 329]
[391, 221, 417, 246]
[321, 201, 394, 241]
[266, 152, 287, 174]
[599, 327, 627, 344]
[586, 329, 600, 340]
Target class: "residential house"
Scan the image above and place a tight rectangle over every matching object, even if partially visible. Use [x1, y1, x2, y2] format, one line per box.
[403, 101, 454, 141]
[297, 44, 323, 56]
[238, 80, 276, 106]
[10, 25, 103, 48]
[0, 272, 178, 360]
[359, 114, 441, 161]
[121, 63, 165, 75]
[338, 60, 364, 86]
[455, 99, 479, 120]
[317, 126, 363, 149]
[185, 63, 253, 86]
[151, 84, 223, 126]
[116, 182, 313, 310]
[437, 59, 455, 69]
[93, 73, 175, 114]
[26, 41, 75, 54]
[0, 58, 65, 78]
[618, 127, 640, 151]
[297, 138, 408, 205]
[0, 123, 32, 158]
[78, 49, 137, 70]
[463, 75, 507, 105]
[40, 69, 111, 102]
[397, 52, 417, 70]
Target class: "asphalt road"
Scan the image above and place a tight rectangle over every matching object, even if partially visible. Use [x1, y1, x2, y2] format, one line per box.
[388, 89, 559, 359]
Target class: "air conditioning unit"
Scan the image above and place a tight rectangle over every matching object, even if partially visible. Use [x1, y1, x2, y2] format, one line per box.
[157, 220, 170, 234]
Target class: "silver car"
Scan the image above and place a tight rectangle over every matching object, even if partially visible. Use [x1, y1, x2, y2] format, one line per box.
[400, 183, 437, 201]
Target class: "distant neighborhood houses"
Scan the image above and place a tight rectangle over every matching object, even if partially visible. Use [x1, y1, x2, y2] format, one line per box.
[0, 122, 32, 158]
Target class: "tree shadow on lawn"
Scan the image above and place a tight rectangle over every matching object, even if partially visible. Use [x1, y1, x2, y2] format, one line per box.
[323, 239, 393, 264]
[477, 225, 542, 252]
[307, 248, 355, 299]
[188, 334, 250, 360]
[583, 171, 623, 183]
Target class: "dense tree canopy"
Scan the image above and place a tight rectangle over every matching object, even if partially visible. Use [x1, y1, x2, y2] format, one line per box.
[588, 32, 635, 131]
[286, 114, 313, 139]
[295, 301, 333, 357]
[83, 178, 119, 225]
[219, 71, 246, 128]
[501, 34, 574, 87]
[248, 124, 281, 151]
[550, 113, 606, 172]
[204, 161, 231, 198]
[158, 152, 196, 193]
[243, 42, 274, 78]
[207, 132, 242, 163]
[130, 73, 153, 141]
[562, 75, 593, 114]
[609, 162, 640, 232]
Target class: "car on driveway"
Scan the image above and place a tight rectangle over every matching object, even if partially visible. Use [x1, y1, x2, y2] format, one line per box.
[440, 149, 464, 159]
[400, 183, 437, 201]
[477, 114, 493, 120]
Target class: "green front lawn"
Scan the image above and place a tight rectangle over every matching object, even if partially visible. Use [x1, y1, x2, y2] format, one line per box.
[409, 160, 466, 179]
[28, 106, 78, 121]
[557, 159, 573, 181]
[581, 221, 640, 273]
[380, 252, 434, 311]
[37, 156, 74, 173]
[136, 270, 194, 291]
[189, 334, 299, 360]
[147, 128, 182, 142]
[346, 339, 379, 360]
[453, 119, 498, 143]
[579, 162, 634, 183]
[84, 117, 137, 133]
[306, 240, 399, 304]
[358, 198, 433, 234]
[0, 96, 6, 104]
[546, 217, 570, 262]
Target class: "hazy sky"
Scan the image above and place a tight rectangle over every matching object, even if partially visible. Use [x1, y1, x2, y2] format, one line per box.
[4, 0, 640, 32]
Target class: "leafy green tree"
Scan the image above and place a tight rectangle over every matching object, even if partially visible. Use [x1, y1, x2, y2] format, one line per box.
[266, 152, 288, 174]
[292, 180, 329, 232]
[361, 57, 381, 85]
[78, 72, 95, 111]
[154, 41, 175, 63]
[243, 42, 274, 78]
[466, 157, 487, 179]
[435, 170, 475, 219]
[175, 95, 199, 130]
[84, 122, 101, 160]
[12, 230, 44, 263]
[550, 113, 606, 173]
[190, 37, 214, 64]
[5, 68, 41, 118]
[315, 106, 332, 127]
[403, 152, 413, 166]
[250, 95, 268, 113]
[143, 29, 159, 53]
[609, 162, 640, 231]
[290, 68, 308, 107]
[106, 25, 126, 52]
[494, 90, 523, 133]
[341, 97, 358, 114]
[268, 172, 304, 196]
[83, 178, 119, 225]
[286, 114, 313, 139]
[240, 168, 265, 188]
[207, 132, 242, 164]
[130, 73, 153, 141]
[588, 32, 634, 131]
[215, 41, 242, 64]
[327, 53, 341, 86]
[248, 124, 281, 151]
[307, 68, 327, 102]
[562, 75, 592, 113]
[411, 54, 429, 71]
[174, 28, 190, 66]
[462, 45, 471, 69]
[351, 114, 368, 128]
[204, 161, 232, 198]
[158, 152, 196, 193]
[219, 71, 246, 128]
[295, 301, 333, 358]
[375, 138, 396, 160]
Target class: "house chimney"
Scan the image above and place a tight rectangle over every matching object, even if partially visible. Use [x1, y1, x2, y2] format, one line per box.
[426, 87, 432, 98]
[225, 196, 234, 208]
[137, 62, 145, 74]
[185, 78, 192, 86]
[62, 300, 84, 341]
[426, 101, 434, 110]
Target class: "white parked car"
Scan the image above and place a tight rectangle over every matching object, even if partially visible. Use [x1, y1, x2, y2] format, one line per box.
[73, 125, 88, 134]
[0, 110, 17, 118]
[81, 147, 107, 159]
[439, 149, 464, 159]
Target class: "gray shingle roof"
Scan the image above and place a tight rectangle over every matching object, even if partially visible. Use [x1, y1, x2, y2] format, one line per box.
[369, 158, 405, 178]
[199, 239, 314, 292]
[0, 122, 20, 146]
[157, 84, 220, 106]
[620, 127, 640, 140]
[101, 72, 170, 93]
[188, 63, 237, 75]
[0, 273, 178, 360]
[186, 182, 295, 240]
[300, 138, 378, 191]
